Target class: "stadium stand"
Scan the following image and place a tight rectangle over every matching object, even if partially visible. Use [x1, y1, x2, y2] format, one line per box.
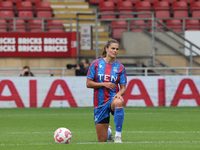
[89, 0, 104, 4]
[107, 0, 122, 4]
[190, 1, 200, 18]
[9, 19, 27, 32]
[0, 1, 15, 19]
[166, 19, 183, 32]
[147, 19, 165, 31]
[16, 1, 34, 18]
[111, 20, 127, 39]
[153, 1, 170, 18]
[130, 20, 146, 32]
[135, 1, 152, 18]
[185, 19, 200, 30]
[161, 0, 177, 4]
[0, 19, 7, 32]
[124, 0, 140, 4]
[117, 1, 134, 18]
[35, 1, 52, 18]
[99, 1, 116, 19]
[171, 1, 189, 18]
[143, 0, 159, 4]
[179, 0, 194, 4]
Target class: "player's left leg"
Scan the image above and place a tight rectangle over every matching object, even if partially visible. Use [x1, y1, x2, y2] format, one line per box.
[95, 123, 109, 142]
[111, 97, 124, 143]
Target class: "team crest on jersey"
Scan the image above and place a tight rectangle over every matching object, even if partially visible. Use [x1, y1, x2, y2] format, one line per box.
[99, 64, 102, 68]
[113, 67, 118, 72]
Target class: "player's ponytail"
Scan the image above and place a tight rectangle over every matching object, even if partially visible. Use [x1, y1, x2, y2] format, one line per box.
[102, 39, 119, 57]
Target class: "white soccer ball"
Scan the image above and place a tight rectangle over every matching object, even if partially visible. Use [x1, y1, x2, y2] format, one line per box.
[54, 127, 72, 144]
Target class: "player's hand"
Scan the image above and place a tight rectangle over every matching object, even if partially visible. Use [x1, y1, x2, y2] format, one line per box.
[104, 82, 116, 91]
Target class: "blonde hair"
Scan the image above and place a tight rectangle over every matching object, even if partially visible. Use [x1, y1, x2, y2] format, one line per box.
[102, 39, 119, 57]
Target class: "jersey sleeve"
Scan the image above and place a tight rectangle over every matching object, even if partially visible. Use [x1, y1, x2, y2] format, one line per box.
[86, 60, 96, 80]
[119, 65, 127, 85]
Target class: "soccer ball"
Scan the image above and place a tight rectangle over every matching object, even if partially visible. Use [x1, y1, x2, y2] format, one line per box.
[54, 127, 72, 144]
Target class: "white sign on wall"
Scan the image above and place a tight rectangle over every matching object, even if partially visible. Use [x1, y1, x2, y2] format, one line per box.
[80, 25, 92, 50]
[185, 31, 200, 56]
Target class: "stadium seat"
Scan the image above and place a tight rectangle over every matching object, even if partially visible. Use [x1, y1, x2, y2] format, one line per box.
[117, 1, 134, 18]
[16, 1, 34, 18]
[0, 28, 7, 32]
[130, 20, 146, 32]
[111, 20, 127, 39]
[99, 1, 116, 19]
[89, 0, 104, 4]
[161, 0, 177, 4]
[135, 1, 152, 18]
[6, 0, 22, 4]
[24, 0, 41, 4]
[154, 1, 170, 18]
[172, 1, 188, 18]
[143, 0, 159, 4]
[28, 19, 42, 30]
[166, 19, 183, 32]
[36, 11, 52, 18]
[0, 19, 7, 32]
[0, 10, 14, 18]
[46, 19, 64, 30]
[190, 1, 200, 18]
[147, 19, 165, 31]
[9, 19, 27, 32]
[107, 0, 122, 4]
[124, 0, 140, 4]
[185, 19, 200, 30]
[179, 0, 194, 4]
[48, 28, 65, 32]
[35, 1, 52, 11]
[0, 1, 14, 10]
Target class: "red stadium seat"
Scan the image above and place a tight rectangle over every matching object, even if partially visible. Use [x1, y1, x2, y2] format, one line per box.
[130, 20, 146, 32]
[36, 11, 52, 18]
[161, 0, 177, 4]
[179, 0, 194, 4]
[18, 11, 34, 18]
[0, 19, 7, 31]
[35, 1, 52, 11]
[89, 0, 104, 4]
[0, 1, 14, 10]
[9, 19, 27, 32]
[117, 1, 134, 18]
[46, 19, 64, 30]
[6, 0, 22, 4]
[166, 19, 182, 32]
[124, 0, 140, 4]
[107, 0, 122, 4]
[29, 28, 43, 32]
[135, 1, 152, 18]
[190, 1, 200, 18]
[172, 1, 188, 18]
[143, 0, 159, 4]
[185, 19, 200, 30]
[111, 20, 127, 39]
[24, 0, 41, 4]
[99, 1, 116, 19]
[0, 10, 14, 18]
[0, 28, 7, 32]
[154, 1, 170, 18]
[16, 1, 33, 10]
[28, 19, 45, 31]
[48, 29, 65, 32]
[147, 19, 165, 31]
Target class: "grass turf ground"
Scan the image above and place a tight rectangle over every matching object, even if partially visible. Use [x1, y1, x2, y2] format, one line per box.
[0, 107, 200, 150]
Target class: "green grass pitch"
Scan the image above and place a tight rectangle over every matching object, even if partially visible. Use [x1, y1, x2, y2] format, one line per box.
[0, 107, 200, 150]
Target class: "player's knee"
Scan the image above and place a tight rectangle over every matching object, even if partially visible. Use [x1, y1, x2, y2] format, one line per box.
[114, 99, 123, 107]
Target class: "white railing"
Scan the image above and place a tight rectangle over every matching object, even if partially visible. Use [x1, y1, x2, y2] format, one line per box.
[0, 67, 200, 77]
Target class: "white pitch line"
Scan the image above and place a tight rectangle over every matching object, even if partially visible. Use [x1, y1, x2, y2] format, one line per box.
[1, 131, 200, 134]
[1, 141, 200, 146]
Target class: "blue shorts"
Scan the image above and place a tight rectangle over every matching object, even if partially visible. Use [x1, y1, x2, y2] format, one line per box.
[94, 100, 114, 125]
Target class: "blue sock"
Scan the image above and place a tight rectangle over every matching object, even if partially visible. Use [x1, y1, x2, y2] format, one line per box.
[107, 128, 110, 141]
[114, 107, 124, 132]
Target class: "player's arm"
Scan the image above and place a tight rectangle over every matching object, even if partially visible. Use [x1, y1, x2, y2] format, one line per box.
[86, 78, 117, 91]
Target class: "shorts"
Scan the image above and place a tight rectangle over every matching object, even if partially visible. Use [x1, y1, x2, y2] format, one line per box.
[94, 100, 114, 125]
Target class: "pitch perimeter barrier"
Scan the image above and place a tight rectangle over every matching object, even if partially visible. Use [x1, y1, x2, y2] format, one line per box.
[0, 76, 200, 108]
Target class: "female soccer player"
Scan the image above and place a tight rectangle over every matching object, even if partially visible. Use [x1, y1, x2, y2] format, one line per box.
[86, 39, 127, 143]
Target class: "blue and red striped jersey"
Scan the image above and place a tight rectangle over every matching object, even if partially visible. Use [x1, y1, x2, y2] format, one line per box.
[87, 58, 127, 108]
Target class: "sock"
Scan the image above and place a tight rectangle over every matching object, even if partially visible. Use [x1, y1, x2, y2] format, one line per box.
[107, 127, 111, 141]
[115, 131, 121, 137]
[114, 107, 124, 137]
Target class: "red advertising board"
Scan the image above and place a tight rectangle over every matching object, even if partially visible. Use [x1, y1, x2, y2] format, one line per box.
[0, 32, 77, 57]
